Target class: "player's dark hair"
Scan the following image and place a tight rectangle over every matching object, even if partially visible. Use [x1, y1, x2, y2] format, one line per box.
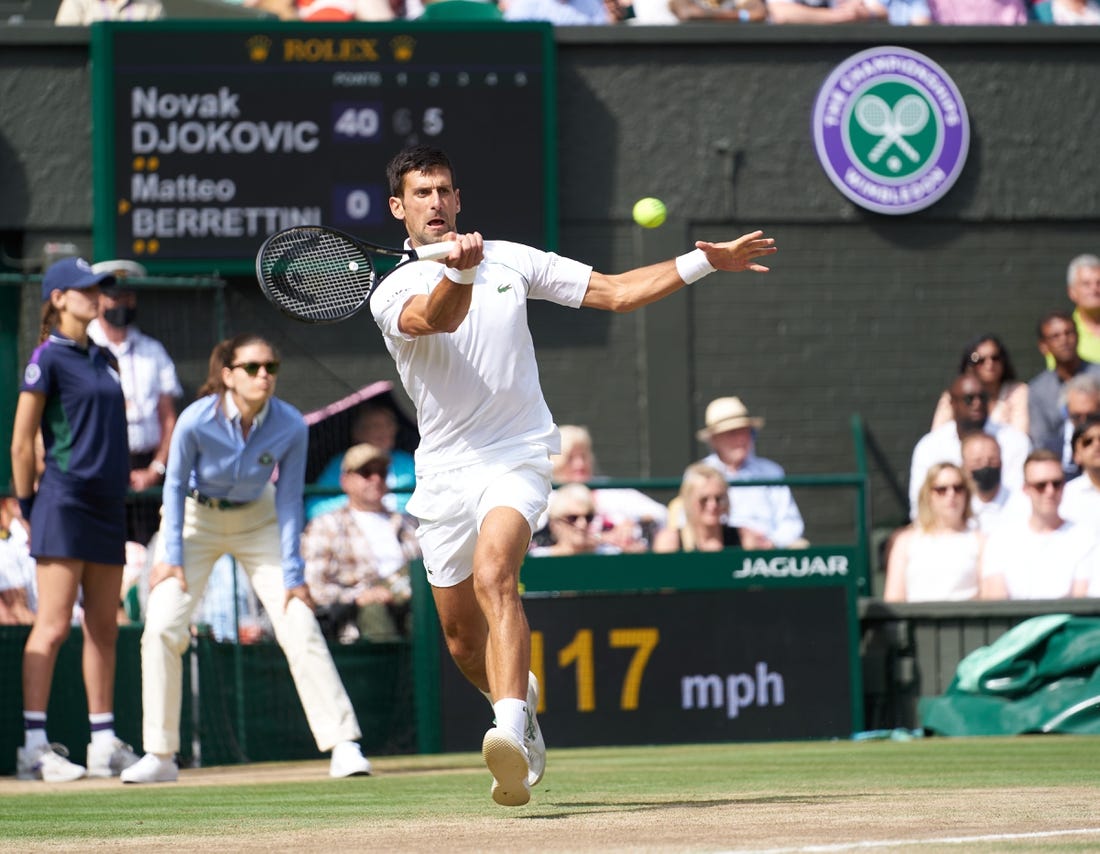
[386, 145, 455, 197]
[199, 333, 279, 398]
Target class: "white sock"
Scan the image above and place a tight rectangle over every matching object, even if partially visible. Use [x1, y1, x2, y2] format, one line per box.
[89, 713, 116, 748]
[23, 711, 47, 751]
[492, 698, 527, 743]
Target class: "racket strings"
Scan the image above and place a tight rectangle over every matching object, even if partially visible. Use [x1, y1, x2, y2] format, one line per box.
[260, 229, 376, 322]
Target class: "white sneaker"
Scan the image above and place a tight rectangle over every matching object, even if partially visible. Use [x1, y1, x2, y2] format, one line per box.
[86, 738, 141, 778]
[329, 741, 372, 778]
[482, 727, 530, 807]
[525, 671, 546, 787]
[16, 743, 86, 782]
[120, 753, 178, 784]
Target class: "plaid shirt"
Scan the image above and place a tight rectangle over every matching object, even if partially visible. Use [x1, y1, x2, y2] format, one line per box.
[302, 507, 419, 606]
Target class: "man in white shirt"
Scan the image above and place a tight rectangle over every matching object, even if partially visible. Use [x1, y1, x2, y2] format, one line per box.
[1062, 414, 1100, 536]
[87, 260, 183, 544]
[959, 432, 1027, 532]
[696, 396, 806, 547]
[981, 450, 1096, 600]
[909, 373, 1031, 519]
[371, 145, 776, 806]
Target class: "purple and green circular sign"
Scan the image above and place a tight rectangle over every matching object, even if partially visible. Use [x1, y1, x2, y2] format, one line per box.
[812, 46, 969, 215]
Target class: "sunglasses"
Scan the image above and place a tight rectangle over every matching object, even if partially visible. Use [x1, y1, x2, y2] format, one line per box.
[352, 464, 388, 478]
[969, 352, 1002, 366]
[931, 483, 967, 496]
[231, 361, 280, 377]
[954, 392, 990, 406]
[557, 513, 595, 526]
[1027, 478, 1065, 492]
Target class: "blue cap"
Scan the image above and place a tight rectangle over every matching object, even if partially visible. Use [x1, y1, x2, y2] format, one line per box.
[41, 257, 116, 303]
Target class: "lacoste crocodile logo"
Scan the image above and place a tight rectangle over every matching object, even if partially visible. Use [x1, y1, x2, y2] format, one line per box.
[497, 284, 512, 294]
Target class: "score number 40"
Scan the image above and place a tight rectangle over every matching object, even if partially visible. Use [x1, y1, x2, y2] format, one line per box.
[333, 106, 444, 140]
[530, 627, 659, 713]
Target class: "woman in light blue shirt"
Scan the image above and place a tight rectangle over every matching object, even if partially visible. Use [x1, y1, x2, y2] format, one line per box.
[123, 333, 372, 784]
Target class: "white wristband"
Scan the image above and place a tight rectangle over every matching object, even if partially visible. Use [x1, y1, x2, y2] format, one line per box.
[675, 249, 716, 285]
[443, 265, 477, 285]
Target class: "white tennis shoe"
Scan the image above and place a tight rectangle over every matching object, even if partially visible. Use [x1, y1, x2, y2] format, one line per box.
[482, 727, 531, 807]
[87, 738, 141, 778]
[525, 671, 546, 787]
[329, 741, 372, 778]
[16, 743, 86, 782]
[120, 752, 179, 784]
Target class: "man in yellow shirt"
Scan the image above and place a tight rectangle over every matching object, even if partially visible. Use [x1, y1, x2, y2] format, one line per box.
[1049, 254, 1100, 368]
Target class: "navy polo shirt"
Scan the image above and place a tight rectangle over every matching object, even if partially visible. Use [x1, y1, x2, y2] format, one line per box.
[21, 332, 129, 498]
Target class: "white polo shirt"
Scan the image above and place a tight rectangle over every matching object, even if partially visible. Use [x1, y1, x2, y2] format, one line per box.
[88, 320, 183, 455]
[1060, 475, 1100, 537]
[982, 520, 1097, 600]
[371, 240, 591, 476]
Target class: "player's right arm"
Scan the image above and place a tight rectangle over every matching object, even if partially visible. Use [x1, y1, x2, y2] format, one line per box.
[398, 231, 485, 337]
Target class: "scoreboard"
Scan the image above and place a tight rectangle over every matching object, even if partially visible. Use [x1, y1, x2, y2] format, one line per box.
[91, 21, 556, 274]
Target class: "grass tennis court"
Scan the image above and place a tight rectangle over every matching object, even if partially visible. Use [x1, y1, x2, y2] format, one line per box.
[2, 736, 1099, 852]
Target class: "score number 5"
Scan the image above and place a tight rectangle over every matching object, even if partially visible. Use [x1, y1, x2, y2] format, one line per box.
[530, 628, 659, 713]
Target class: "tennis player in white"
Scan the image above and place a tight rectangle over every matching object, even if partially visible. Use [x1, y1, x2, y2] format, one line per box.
[372, 145, 776, 806]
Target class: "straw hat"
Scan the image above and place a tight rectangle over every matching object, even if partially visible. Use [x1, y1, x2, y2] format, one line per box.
[695, 396, 765, 441]
[341, 442, 390, 473]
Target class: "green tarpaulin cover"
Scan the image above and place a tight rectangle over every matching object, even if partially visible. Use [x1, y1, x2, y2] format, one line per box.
[919, 615, 1100, 736]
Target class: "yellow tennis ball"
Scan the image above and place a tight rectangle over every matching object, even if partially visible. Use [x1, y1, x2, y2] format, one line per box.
[632, 197, 667, 229]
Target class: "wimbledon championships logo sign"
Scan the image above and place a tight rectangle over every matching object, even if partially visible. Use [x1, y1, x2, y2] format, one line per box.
[812, 46, 969, 215]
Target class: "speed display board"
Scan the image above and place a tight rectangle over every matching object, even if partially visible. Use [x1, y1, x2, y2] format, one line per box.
[91, 21, 556, 274]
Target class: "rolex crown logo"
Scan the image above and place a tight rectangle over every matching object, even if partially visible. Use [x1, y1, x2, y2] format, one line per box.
[391, 35, 416, 63]
[247, 35, 272, 63]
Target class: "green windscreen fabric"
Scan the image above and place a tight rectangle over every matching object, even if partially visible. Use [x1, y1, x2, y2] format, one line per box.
[920, 616, 1100, 736]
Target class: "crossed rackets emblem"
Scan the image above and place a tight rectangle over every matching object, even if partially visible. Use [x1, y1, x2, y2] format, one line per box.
[854, 93, 930, 169]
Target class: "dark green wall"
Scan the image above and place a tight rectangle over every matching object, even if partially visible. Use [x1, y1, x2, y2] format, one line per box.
[2, 24, 1098, 538]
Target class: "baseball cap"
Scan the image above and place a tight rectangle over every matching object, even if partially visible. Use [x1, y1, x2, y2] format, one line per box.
[41, 257, 116, 303]
[341, 443, 390, 473]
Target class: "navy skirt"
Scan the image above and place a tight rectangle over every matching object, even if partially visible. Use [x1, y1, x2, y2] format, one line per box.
[30, 481, 127, 565]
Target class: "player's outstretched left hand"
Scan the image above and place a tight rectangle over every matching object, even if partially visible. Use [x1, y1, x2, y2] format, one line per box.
[697, 231, 777, 273]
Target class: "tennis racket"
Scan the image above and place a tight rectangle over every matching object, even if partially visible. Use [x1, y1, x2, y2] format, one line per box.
[255, 225, 456, 324]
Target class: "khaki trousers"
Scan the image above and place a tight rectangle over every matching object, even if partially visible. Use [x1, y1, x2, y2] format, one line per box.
[140, 486, 361, 754]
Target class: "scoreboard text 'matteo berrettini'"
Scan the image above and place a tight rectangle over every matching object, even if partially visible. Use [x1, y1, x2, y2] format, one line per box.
[91, 21, 556, 274]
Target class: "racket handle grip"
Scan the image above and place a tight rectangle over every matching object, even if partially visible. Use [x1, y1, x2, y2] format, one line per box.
[413, 241, 457, 261]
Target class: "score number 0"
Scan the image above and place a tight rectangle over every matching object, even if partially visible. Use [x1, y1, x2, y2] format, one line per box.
[530, 627, 660, 714]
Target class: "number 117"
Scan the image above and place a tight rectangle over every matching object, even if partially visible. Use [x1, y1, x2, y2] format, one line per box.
[529, 627, 660, 713]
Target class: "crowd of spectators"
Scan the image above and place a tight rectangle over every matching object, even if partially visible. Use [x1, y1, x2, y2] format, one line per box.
[44, 0, 1100, 26]
[889, 252, 1100, 603]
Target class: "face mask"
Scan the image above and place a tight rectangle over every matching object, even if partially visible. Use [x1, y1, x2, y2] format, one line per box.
[103, 305, 137, 328]
[970, 466, 1001, 493]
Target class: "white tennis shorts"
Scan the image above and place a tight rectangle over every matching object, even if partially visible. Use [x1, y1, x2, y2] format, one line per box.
[406, 449, 553, 588]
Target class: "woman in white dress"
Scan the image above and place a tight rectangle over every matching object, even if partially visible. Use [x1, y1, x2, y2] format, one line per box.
[884, 462, 984, 602]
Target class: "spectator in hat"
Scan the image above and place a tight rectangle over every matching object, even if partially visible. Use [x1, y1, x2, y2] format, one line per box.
[695, 396, 806, 548]
[303, 442, 419, 644]
[87, 259, 183, 546]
